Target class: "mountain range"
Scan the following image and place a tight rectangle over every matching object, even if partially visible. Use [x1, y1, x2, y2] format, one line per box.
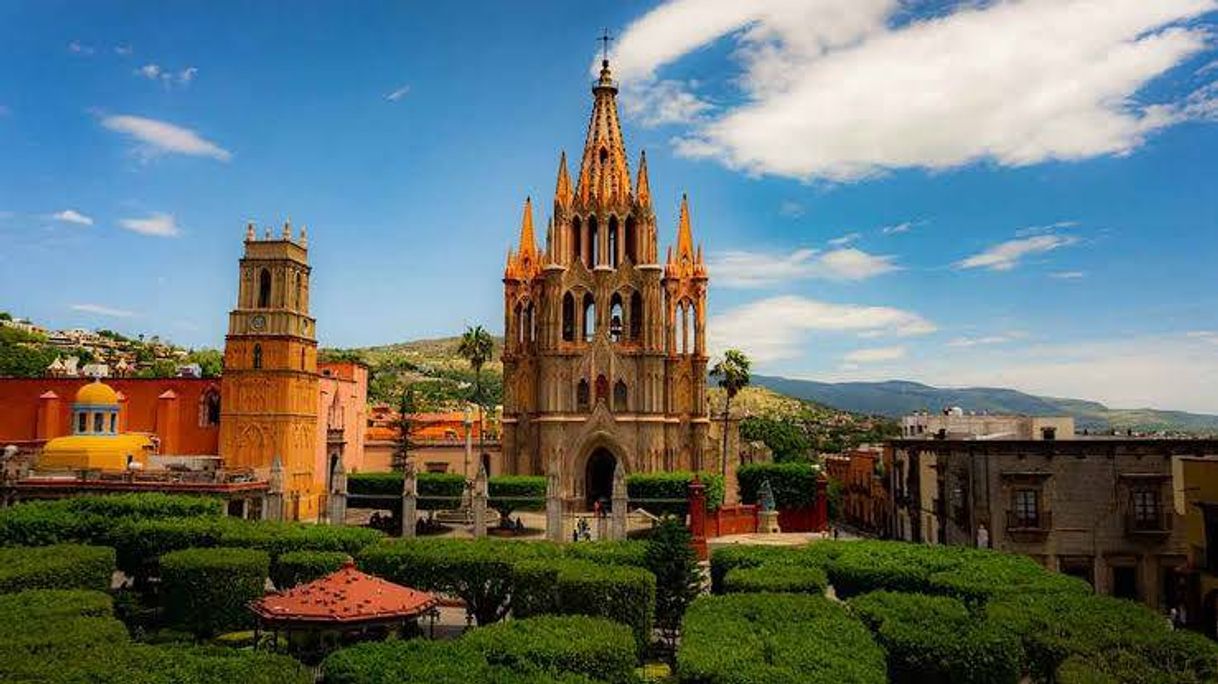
[748, 376, 1218, 435]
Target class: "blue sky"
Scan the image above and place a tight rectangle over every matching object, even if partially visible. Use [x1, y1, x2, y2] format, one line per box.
[2, 1, 1218, 412]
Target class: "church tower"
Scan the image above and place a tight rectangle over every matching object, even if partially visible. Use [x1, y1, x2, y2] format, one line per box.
[502, 56, 710, 507]
[219, 221, 321, 520]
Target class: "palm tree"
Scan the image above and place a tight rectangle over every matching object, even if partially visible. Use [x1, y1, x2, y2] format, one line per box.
[458, 325, 495, 478]
[710, 349, 751, 481]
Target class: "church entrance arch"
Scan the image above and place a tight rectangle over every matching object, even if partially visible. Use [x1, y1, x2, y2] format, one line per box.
[584, 447, 617, 510]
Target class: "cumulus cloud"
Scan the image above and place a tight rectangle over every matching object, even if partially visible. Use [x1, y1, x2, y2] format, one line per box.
[828, 232, 860, 246]
[136, 64, 198, 87]
[708, 294, 935, 361]
[100, 114, 230, 161]
[622, 79, 712, 126]
[843, 346, 906, 363]
[68, 41, 94, 56]
[610, 0, 1218, 181]
[50, 209, 93, 226]
[881, 221, 914, 235]
[71, 303, 135, 318]
[385, 84, 411, 102]
[956, 234, 1078, 271]
[119, 212, 180, 237]
[711, 247, 898, 287]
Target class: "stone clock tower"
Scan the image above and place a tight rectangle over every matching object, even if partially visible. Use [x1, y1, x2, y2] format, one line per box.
[219, 221, 320, 520]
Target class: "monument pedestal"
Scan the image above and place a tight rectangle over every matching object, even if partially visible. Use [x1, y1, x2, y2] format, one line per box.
[759, 510, 781, 534]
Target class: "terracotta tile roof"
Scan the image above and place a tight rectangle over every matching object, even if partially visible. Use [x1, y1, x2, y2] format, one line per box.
[250, 559, 436, 624]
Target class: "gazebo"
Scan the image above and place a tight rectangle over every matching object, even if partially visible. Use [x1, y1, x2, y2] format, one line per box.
[249, 559, 438, 661]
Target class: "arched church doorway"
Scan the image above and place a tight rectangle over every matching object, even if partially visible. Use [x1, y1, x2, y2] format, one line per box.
[585, 448, 617, 510]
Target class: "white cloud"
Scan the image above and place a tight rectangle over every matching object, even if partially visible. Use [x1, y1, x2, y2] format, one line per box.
[68, 41, 94, 56]
[136, 64, 198, 87]
[119, 212, 181, 237]
[611, 0, 1218, 181]
[385, 84, 411, 102]
[622, 79, 712, 127]
[711, 247, 898, 287]
[1050, 271, 1087, 280]
[178, 67, 197, 85]
[1187, 331, 1218, 344]
[71, 303, 135, 318]
[137, 64, 162, 79]
[881, 221, 913, 235]
[708, 294, 935, 362]
[50, 209, 93, 226]
[100, 114, 231, 161]
[778, 200, 804, 218]
[956, 234, 1078, 271]
[114, 44, 133, 56]
[947, 335, 1013, 348]
[828, 232, 860, 246]
[843, 346, 906, 363]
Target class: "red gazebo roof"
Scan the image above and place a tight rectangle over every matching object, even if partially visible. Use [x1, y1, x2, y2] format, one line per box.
[250, 559, 437, 625]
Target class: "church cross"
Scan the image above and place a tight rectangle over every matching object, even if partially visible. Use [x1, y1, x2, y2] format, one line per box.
[598, 28, 614, 62]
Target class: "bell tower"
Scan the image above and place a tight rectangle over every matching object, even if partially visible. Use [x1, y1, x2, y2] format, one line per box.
[219, 220, 321, 520]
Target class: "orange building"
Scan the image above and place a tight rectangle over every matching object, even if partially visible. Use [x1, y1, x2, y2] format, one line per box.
[824, 446, 892, 535]
[363, 404, 501, 477]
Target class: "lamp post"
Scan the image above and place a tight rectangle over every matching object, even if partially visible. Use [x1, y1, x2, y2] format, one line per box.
[463, 404, 473, 481]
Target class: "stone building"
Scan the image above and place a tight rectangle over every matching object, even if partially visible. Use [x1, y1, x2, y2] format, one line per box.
[501, 57, 712, 507]
[888, 437, 1218, 610]
[901, 409, 1075, 440]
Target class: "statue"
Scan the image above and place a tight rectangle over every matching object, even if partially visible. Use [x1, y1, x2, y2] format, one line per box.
[757, 478, 780, 534]
[758, 479, 776, 512]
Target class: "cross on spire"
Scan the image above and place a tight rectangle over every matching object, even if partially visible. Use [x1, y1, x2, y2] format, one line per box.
[598, 28, 613, 63]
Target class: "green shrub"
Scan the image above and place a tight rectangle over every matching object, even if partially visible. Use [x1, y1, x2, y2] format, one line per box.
[62, 492, 224, 519]
[0, 500, 96, 546]
[0, 494, 224, 548]
[556, 561, 655, 655]
[0, 588, 112, 620]
[827, 541, 969, 598]
[219, 519, 383, 560]
[677, 593, 885, 683]
[1054, 630, 1218, 684]
[463, 615, 638, 684]
[321, 639, 597, 684]
[489, 475, 547, 522]
[737, 462, 819, 509]
[708, 544, 798, 594]
[927, 552, 1090, 604]
[161, 547, 269, 638]
[511, 560, 561, 618]
[348, 471, 467, 509]
[724, 564, 827, 595]
[626, 471, 724, 515]
[645, 518, 702, 634]
[0, 544, 115, 593]
[565, 540, 649, 568]
[271, 550, 349, 589]
[108, 516, 226, 577]
[849, 591, 1021, 684]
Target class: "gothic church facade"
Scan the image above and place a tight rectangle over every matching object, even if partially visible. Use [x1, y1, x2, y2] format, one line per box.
[502, 58, 711, 506]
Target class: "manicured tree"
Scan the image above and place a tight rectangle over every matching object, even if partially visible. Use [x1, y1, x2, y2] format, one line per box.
[710, 349, 751, 481]
[392, 387, 416, 472]
[458, 325, 495, 472]
[645, 517, 701, 649]
[161, 547, 269, 639]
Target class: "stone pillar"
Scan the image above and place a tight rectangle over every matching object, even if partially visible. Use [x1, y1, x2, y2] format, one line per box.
[401, 463, 418, 538]
[472, 463, 488, 538]
[688, 475, 708, 560]
[545, 456, 563, 542]
[265, 455, 284, 522]
[610, 460, 627, 541]
[815, 473, 829, 533]
[327, 457, 347, 526]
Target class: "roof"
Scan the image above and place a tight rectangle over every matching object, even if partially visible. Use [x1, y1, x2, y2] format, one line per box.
[75, 380, 118, 406]
[249, 559, 436, 625]
[38, 433, 156, 471]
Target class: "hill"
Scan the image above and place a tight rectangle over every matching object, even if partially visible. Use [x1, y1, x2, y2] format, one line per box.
[749, 376, 1218, 436]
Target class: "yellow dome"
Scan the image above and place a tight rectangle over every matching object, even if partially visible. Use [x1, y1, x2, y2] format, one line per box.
[75, 380, 119, 406]
[38, 433, 155, 471]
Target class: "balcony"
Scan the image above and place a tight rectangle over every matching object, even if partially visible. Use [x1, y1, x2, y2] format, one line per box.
[1125, 510, 1172, 538]
[1006, 510, 1052, 533]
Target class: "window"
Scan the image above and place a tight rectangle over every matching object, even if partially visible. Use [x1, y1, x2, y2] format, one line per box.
[1041, 426, 1057, 440]
[608, 216, 619, 268]
[625, 217, 637, 263]
[613, 380, 628, 412]
[77, 412, 87, 433]
[576, 379, 590, 411]
[526, 303, 535, 344]
[253, 344, 263, 369]
[258, 268, 272, 308]
[1012, 488, 1040, 527]
[1132, 489, 1161, 528]
[609, 293, 624, 342]
[630, 291, 643, 340]
[93, 412, 104, 433]
[562, 293, 576, 342]
[109, 413, 117, 433]
[571, 217, 582, 264]
[596, 374, 609, 403]
[515, 303, 525, 346]
[588, 216, 599, 268]
[583, 293, 596, 342]
[200, 390, 221, 427]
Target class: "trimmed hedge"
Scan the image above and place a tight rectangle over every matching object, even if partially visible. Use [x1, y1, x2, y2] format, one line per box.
[926, 552, 1090, 604]
[0, 544, 115, 593]
[677, 593, 886, 684]
[849, 591, 1021, 684]
[462, 615, 638, 684]
[321, 638, 599, 684]
[826, 541, 971, 598]
[217, 520, 383, 560]
[723, 564, 828, 595]
[0, 588, 113, 621]
[1054, 630, 1218, 684]
[626, 471, 724, 515]
[490, 475, 547, 520]
[271, 550, 350, 589]
[161, 547, 269, 638]
[565, 540, 649, 568]
[0, 493, 223, 547]
[348, 471, 467, 509]
[555, 561, 655, 655]
[737, 462, 820, 510]
[709, 544, 805, 594]
[61, 492, 224, 519]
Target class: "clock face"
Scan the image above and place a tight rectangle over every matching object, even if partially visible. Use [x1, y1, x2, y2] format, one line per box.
[251, 315, 266, 331]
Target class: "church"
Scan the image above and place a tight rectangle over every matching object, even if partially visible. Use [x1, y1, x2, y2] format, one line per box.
[501, 56, 712, 507]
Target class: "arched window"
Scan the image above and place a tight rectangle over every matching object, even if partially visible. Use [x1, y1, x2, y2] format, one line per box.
[526, 303, 536, 343]
[588, 216, 599, 268]
[609, 293, 624, 342]
[515, 302, 525, 346]
[630, 291, 643, 341]
[93, 412, 105, 433]
[691, 301, 700, 354]
[200, 389, 221, 427]
[300, 347, 306, 370]
[576, 379, 590, 411]
[583, 293, 596, 342]
[625, 217, 638, 263]
[613, 380, 628, 412]
[571, 217, 582, 265]
[562, 293, 576, 342]
[608, 216, 619, 268]
[294, 271, 303, 310]
[77, 412, 87, 434]
[258, 269, 272, 308]
[682, 302, 692, 355]
[253, 344, 263, 369]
